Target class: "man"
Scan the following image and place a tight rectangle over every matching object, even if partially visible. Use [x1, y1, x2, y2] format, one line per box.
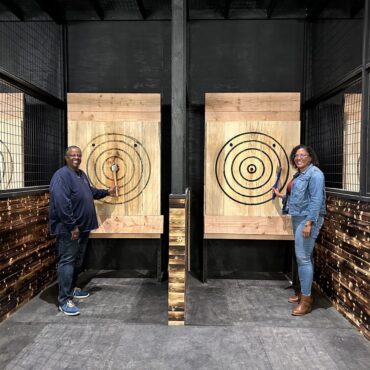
[49, 146, 116, 316]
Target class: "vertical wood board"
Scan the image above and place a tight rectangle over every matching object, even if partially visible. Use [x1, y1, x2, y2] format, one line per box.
[0, 93, 24, 190]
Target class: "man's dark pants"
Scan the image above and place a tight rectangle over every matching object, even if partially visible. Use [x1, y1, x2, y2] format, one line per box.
[56, 232, 89, 306]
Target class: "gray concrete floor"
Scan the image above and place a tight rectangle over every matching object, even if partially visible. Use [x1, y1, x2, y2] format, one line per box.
[0, 271, 369, 370]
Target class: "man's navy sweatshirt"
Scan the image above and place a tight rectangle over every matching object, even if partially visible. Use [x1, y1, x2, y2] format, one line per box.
[49, 166, 108, 235]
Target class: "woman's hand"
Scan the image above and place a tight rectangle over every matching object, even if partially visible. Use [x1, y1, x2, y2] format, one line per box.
[273, 188, 284, 198]
[302, 222, 312, 238]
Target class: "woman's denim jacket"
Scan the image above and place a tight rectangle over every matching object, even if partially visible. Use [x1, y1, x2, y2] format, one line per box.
[283, 164, 326, 222]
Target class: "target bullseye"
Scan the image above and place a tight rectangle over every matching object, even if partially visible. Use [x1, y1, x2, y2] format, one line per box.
[247, 164, 256, 174]
[83, 133, 151, 204]
[215, 132, 289, 205]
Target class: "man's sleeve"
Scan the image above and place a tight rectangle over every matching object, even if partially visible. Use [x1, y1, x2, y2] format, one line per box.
[90, 186, 109, 200]
[50, 175, 77, 231]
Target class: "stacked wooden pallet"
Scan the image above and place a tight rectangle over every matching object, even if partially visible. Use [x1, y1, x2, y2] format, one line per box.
[314, 195, 370, 340]
[168, 190, 190, 325]
[0, 193, 57, 321]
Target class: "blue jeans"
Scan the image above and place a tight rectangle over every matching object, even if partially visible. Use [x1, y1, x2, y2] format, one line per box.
[56, 232, 89, 306]
[292, 216, 324, 296]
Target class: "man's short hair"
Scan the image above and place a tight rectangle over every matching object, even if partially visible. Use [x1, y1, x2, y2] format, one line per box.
[65, 145, 82, 156]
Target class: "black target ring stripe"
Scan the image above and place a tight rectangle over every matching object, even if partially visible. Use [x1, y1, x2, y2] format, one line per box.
[94, 147, 137, 188]
[225, 142, 275, 193]
[238, 157, 265, 182]
[215, 132, 289, 206]
[83, 133, 151, 205]
[102, 156, 128, 182]
[230, 148, 272, 188]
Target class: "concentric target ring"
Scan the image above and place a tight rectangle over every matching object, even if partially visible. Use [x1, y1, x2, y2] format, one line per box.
[0, 140, 13, 190]
[215, 132, 289, 205]
[83, 133, 151, 205]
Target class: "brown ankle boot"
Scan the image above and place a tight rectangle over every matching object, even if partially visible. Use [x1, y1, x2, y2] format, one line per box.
[292, 295, 313, 316]
[288, 292, 301, 303]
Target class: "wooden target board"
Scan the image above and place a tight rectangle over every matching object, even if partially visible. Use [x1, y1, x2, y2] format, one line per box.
[68, 93, 163, 238]
[0, 93, 24, 190]
[204, 93, 300, 239]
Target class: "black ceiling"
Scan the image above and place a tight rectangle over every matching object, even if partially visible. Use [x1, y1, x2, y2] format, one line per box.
[0, 0, 365, 23]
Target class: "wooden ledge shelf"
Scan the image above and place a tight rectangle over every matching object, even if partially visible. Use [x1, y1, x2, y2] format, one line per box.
[204, 215, 294, 240]
[204, 233, 294, 240]
[89, 215, 164, 239]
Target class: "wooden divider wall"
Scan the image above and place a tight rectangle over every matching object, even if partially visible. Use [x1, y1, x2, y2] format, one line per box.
[314, 195, 370, 340]
[0, 193, 56, 322]
[168, 190, 190, 325]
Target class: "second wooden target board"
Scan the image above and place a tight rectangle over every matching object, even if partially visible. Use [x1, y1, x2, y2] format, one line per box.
[204, 93, 301, 239]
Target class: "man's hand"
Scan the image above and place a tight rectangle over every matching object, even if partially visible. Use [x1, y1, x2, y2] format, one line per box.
[71, 226, 80, 240]
[108, 186, 117, 196]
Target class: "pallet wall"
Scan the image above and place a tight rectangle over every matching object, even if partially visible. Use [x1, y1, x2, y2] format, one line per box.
[168, 191, 190, 325]
[0, 193, 56, 322]
[314, 195, 370, 340]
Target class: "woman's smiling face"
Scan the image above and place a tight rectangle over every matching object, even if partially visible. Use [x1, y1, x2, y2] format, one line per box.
[294, 148, 311, 171]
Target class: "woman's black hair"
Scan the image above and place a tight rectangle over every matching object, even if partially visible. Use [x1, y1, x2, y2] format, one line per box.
[289, 145, 319, 168]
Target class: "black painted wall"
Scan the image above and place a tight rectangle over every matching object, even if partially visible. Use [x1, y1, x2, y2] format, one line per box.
[188, 20, 305, 277]
[68, 21, 171, 275]
[68, 20, 304, 277]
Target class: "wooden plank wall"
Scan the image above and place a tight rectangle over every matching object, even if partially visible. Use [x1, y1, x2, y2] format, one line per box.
[168, 190, 190, 325]
[0, 193, 56, 322]
[204, 92, 300, 239]
[314, 195, 370, 340]
[68, 93, 163, 238]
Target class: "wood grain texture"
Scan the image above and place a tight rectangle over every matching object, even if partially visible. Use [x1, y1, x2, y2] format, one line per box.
[204, 93, 300, 239]
[68, 93, 163, 238]
[343, 93, 361, 192]
[314, 195, 370, 340]
[0, 93, 24, 190]
[168, 191, 190, 325]
[0, 193, 57, 322]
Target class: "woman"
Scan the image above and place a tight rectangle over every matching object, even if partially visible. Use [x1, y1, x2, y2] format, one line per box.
[274, 145, 326, 316]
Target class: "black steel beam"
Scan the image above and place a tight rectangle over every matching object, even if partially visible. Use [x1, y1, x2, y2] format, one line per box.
[266, 0, 277, 19]
[171, 0, 187, 193]
[360, 0, 369, 196]
[351, 0, 364, 18]
[306, 0, 331, 21]
[88, 0, 104, 20]
[0, 67, 66, 110]
[302, 68, 362, 110]
[0, 0, 24, 21]
[33, 0, 64, 24]
[224, 0, 231, 19]
[136, 0, 147, 20]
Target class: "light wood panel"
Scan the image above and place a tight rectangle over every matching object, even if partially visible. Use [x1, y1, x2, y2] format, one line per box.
[204, 215, 293, 239]
[0, 93, 24, 190]
[343, 93, 361, 192]
[205, 92, 300, 121]
[204, 93, 300, 238]
[68, 93, 163, 237]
